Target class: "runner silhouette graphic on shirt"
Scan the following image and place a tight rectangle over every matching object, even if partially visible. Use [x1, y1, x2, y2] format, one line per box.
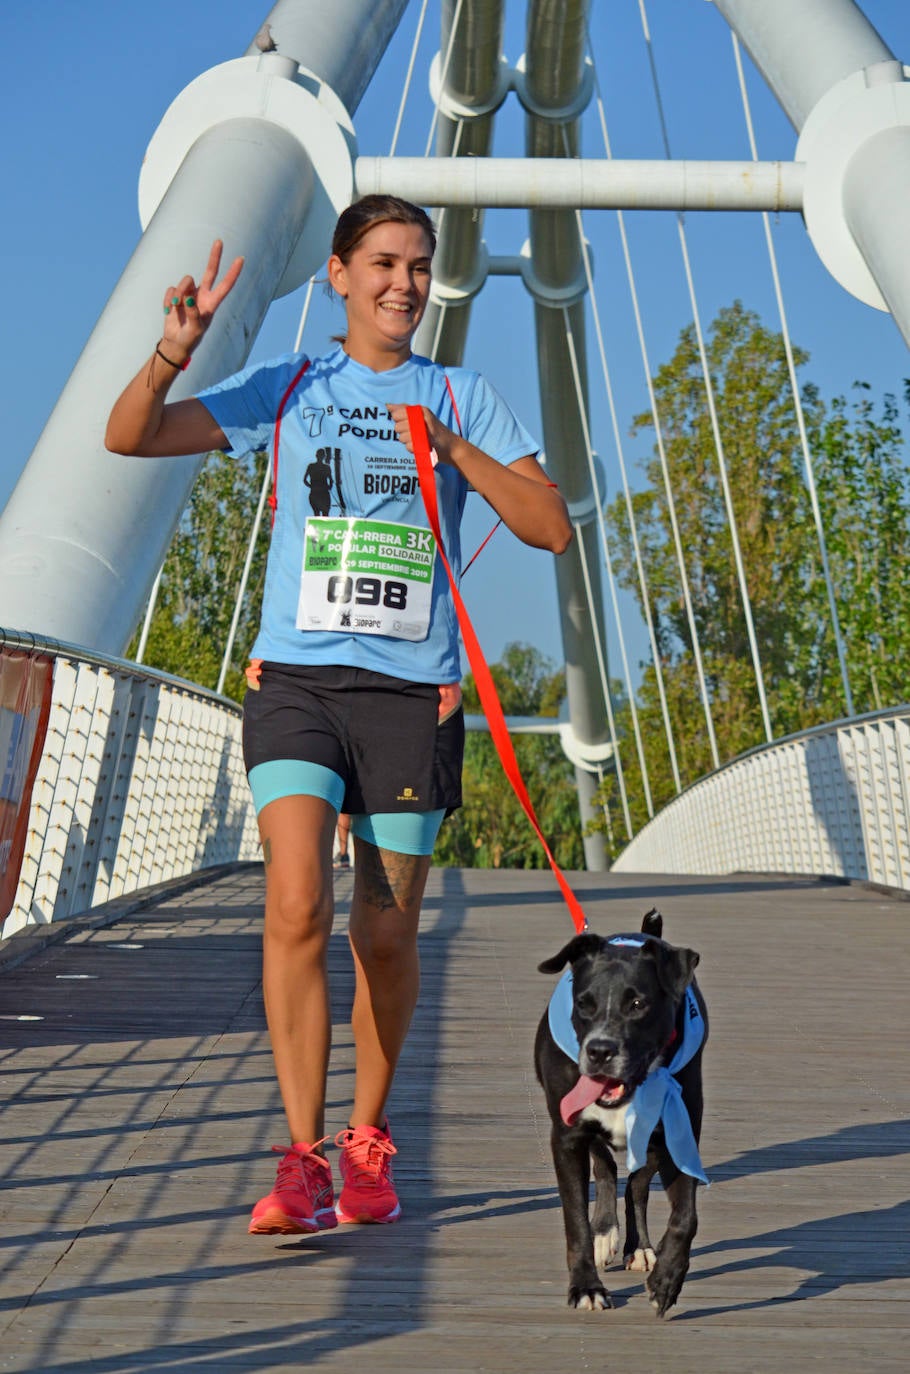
[303, 450, 333, 516]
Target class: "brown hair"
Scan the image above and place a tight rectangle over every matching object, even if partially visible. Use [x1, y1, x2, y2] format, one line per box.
[331, 195, 436, 262]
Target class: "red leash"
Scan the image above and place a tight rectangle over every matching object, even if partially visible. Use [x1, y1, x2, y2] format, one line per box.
[408, 405, 588, 934]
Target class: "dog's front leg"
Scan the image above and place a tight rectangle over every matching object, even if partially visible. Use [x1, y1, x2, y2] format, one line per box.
[623, 1159, 659, 1273]
[646, 1170, 699, 1318]
[589, 1135, 620, 1268]
[551, 1125, 612, 1311]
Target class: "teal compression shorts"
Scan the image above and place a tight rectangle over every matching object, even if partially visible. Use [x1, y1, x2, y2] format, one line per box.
[247, 759, 445, 856]
[242, 663, 463, 858]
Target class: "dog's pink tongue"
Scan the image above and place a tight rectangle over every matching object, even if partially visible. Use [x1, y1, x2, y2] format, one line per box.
[561, 1075, 611, 1126]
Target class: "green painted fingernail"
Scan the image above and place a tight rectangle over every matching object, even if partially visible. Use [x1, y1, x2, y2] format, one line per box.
[185, 296, 196, 308]
[163, 305, 170, 314]
[171, 296, 180, 306]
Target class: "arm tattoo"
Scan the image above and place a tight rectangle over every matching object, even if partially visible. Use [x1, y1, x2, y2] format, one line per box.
[263, 837, 272, 867]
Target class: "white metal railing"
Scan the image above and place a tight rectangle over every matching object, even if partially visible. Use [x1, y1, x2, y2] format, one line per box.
[612, 706, 910, 890]
[1, 631, 260, 942]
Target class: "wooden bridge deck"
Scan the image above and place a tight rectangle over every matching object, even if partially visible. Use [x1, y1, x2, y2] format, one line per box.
[0, 865, 907, 1372]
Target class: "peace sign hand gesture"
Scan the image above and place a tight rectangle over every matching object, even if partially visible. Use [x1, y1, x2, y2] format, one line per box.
[160, 239, 244, 361]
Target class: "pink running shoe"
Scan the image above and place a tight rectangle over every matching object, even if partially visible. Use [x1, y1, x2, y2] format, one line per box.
[334, 1124, 401, 1224]
[248, 1141, 338, 1235]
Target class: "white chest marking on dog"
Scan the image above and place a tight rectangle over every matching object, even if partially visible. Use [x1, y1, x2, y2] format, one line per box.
[579, 1100, 630, 1150]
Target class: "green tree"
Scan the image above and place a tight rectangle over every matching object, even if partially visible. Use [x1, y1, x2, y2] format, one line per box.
[127, 449, 269, 701]
[434, 642, 584, 870]
[595, 303, 910, 853]
[811, 382, 910, 712]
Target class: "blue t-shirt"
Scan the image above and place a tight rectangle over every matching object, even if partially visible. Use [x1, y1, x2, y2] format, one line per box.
[198, 346, 539, 682]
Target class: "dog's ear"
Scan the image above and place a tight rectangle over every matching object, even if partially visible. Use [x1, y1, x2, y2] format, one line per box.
[641, 907, 663, 939]
[644, 940, 700, 1000]
[538, 932, 603, 974]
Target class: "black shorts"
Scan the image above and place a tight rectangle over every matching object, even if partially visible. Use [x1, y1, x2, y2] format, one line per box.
[242, 663, 464, 817]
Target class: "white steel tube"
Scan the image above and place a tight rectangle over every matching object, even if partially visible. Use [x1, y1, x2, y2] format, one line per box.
[414, 0, 506, 365]
[523, 0, 610, 871]
[245, 0, 410, 116]
[0, 0, 406, 656]
[712, 0, 893, 132]
[356, 155, 804, 211]
[843, 125, 910, 349]
[0, 118, 315, 653]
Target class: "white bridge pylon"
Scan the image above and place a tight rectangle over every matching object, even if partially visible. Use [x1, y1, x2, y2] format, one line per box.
[0, 0, 906, 871]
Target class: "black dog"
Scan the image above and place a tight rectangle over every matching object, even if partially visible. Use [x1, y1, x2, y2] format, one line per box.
[534, 909, 707, 1316]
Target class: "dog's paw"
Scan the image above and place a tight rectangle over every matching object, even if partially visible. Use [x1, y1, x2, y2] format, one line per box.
[646, 1268, 683, 1318]
[624, 1246, 657, 1273]
[594, 1225, 621, 1268]
[569, 1285, 613, 1312]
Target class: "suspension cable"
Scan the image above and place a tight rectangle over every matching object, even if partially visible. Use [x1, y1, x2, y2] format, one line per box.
[134, 563, 164, 664]
[574, 511, 634, 839]
[423, 0, 466, 158]
[556, 109, 678, 793]
[390, 0, 431, 157]
[585, 15, 720, 769]
[216, 277, 317, 693]
[731, 33, 855, 717]
[570, 200, 681, 793]
[594, 762, 615, 848]
[638, 0, 773, 744]
[563, 305, 653, 820]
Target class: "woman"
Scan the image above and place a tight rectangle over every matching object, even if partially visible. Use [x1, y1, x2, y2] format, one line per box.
[106, 195, 572, 1235]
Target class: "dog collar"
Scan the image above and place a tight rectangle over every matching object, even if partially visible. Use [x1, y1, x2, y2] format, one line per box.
[548, 967, 708, 1184]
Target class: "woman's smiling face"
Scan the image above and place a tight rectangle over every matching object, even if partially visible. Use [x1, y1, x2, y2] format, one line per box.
[328, 220, 434, 369]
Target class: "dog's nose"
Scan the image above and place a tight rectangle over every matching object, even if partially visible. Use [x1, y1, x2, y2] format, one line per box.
[584, 1038, 620, 1072]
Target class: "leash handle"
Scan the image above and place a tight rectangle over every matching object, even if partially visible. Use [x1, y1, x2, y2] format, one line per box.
[408, 405, 588, 934]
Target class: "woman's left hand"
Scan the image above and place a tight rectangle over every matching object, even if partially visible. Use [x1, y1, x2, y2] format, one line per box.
[386, 404, 456, 464]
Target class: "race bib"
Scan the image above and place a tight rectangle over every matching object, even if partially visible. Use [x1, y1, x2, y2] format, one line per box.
[296, 517, 436, 641]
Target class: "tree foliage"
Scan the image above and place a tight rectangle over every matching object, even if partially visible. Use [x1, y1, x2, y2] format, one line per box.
[434, 642, 583, 870]
[127, 449, 269, 701]
[595, 301, 910, 853]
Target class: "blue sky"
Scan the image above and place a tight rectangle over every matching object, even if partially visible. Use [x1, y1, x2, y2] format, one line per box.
[3, 1, 909, 678]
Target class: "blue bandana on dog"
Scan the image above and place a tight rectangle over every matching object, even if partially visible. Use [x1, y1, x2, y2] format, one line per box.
[547, 936, 708, 1184]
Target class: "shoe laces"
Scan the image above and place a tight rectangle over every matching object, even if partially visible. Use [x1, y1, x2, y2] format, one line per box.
[272, 1138, 330, 1193]
[335, 1128, 397, 1186]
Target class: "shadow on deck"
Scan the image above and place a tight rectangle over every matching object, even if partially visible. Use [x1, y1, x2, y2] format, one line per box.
[0, 866, 907, 1372]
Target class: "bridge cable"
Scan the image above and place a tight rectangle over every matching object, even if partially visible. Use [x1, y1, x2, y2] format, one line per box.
[215, 278, 318, 693]
[562, 302, 648, 825]
[731, 33, 855, 718]
[568, 191, 681, 795]
[134, 564, 164, 664]
[570, 502, 634, 840]
[584, 11, 720, 771]
[638, 0, 773, 744]
[423, 0, 466, 159]
[390, 0, 431, 157]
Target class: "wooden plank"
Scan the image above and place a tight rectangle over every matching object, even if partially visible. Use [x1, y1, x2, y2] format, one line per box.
[0, 867, 907, 1373]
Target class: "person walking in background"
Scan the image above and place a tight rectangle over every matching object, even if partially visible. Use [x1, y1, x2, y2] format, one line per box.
[106, 194, 571, 1237]
[334, 812, 351, 870]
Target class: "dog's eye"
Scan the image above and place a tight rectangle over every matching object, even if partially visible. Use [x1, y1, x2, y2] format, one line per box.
[575, 992, 597, 1019]
[629, 997, 647, 1014]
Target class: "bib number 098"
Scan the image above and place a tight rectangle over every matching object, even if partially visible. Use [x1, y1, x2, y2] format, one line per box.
[327, 574, 408, 610]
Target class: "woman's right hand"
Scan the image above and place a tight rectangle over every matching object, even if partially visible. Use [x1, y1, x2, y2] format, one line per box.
[161, 239, 244, 360]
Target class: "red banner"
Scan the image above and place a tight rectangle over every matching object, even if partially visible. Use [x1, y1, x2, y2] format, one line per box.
[0, 648, 54, 920]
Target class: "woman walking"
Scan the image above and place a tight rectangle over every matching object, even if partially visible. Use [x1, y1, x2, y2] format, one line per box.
[106, 195, 572, 1235]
